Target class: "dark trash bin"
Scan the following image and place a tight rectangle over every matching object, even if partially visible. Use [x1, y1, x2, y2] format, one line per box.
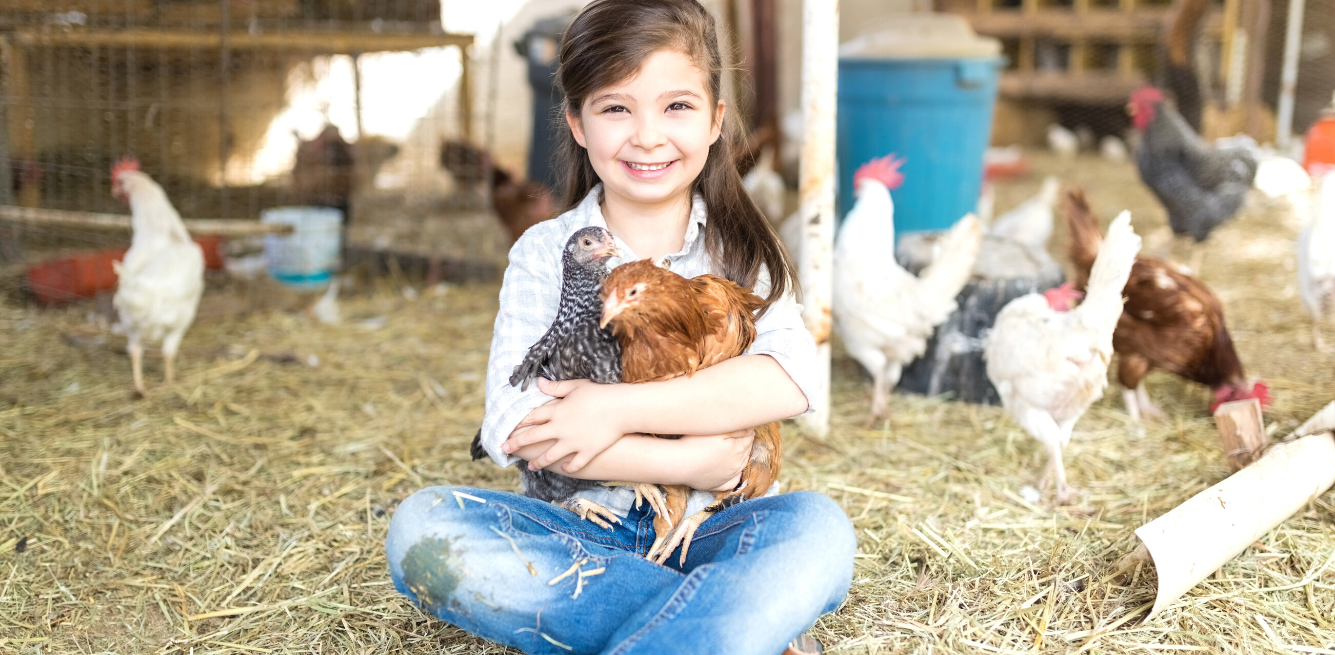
[515, 13, 575, 193]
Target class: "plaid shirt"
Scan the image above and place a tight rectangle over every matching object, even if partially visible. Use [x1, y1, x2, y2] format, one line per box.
[481, 185, 817, 518]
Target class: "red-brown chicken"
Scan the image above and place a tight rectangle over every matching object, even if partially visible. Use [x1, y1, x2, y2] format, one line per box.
[599, 259, 782, 565]
[439, 140, 555, 242]
[1064, 187, 1269, 421]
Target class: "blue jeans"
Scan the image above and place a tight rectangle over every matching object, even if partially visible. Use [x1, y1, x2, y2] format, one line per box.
[385, 486, 855, 655]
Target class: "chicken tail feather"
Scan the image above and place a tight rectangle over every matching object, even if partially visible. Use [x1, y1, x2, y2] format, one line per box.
[1063, 186, 1102, 288]
[914, 214, 983, 320]
[1077, 211, 1141, 337]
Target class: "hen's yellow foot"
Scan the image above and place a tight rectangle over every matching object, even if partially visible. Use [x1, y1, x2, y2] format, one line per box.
[649, 509, 713, 566]
[562, 498, 620, 530]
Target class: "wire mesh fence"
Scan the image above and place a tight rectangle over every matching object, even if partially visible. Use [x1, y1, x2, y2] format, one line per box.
[0, 0, 518, 313]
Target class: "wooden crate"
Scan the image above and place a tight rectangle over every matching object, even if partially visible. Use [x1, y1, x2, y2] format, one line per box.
[941, 0, 1227, 104]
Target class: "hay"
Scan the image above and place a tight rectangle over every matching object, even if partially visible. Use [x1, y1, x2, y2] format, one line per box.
[1, 151, 1333, 653]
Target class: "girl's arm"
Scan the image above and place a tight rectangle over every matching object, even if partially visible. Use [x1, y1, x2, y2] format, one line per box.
[509, 428, 756, 492]
[505, 353, 806, 472]
[477, 225, 569, 468]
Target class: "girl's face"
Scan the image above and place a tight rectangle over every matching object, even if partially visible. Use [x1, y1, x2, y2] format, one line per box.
[567, 49, 724, 210]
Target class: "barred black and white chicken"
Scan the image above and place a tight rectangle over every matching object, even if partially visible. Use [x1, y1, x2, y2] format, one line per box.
[468, 227, 624, 525]
[1128, 87, 1258, 270]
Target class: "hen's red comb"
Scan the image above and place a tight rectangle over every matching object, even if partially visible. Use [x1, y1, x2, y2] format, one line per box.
[1210, 381, 1272, 414]
[854, 154, 906, 190]
[1129, 86, 1164, 107]
[111, 157, 140, 179]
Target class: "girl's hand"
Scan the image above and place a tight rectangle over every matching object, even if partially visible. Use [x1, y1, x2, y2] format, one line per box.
[503, 378, 629, 473]
[682, 427, 754, 491]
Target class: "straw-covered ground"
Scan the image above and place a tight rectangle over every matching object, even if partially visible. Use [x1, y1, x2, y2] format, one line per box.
[1, 152, 1333, 654]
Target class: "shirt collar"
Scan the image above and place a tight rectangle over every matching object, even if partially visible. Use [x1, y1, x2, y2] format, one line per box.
[578, 184, 708, 262]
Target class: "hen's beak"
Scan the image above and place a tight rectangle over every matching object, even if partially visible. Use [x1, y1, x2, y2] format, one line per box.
[595, 242, 622, 261]
[600, 291, 623, 329]
[1125, 103, 1136, 117]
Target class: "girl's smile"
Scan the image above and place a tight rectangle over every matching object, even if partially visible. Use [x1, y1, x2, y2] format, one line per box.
[567, 49, 724, 220]
[622, 160, 677, 178]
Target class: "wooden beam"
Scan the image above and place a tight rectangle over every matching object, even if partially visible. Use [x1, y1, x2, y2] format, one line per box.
[797, 0, 838, 438]
[967, 8, 1222, 40]
[999, 70, 1147, 102]
[13, 28, 473, 55]
[0, 206, 294, 236]
[459, 43, 473, 142]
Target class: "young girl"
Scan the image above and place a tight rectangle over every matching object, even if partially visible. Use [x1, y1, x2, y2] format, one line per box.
[385, 1, 855, 653]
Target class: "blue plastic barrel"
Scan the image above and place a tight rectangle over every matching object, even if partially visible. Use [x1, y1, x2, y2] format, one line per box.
[838, 38, 1003, 234]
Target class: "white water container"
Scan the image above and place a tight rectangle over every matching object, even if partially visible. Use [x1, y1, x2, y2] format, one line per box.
[262, 206, 342, 289]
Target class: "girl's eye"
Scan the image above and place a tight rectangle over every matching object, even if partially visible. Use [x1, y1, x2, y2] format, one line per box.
[600, 105, 627, 114]
[667, 102, 692, 112]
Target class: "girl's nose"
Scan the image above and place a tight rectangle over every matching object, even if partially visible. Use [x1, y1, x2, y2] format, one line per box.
[630, 115, 667, 151]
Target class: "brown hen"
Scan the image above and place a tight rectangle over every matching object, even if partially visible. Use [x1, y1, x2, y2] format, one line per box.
[599, 259, 782, 565]
[1064, 187, 1269, 421]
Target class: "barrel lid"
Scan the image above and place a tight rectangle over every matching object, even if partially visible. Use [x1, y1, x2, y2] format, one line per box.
[840, 13, 1001, 60]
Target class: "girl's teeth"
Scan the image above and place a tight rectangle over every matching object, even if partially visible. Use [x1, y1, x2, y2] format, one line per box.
[628, 162, 669, 171]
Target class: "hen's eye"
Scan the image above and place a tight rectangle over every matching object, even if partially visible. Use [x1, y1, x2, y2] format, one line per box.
[628, 289, 637, 296]
[583, 239, 592, 246]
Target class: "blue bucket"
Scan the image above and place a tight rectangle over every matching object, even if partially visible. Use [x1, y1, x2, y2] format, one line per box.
[837, 19, 1003, 234]
[262, 206, 343, 289]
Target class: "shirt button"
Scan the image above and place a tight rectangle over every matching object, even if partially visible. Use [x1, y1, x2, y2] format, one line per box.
[660, 259, 670, 270]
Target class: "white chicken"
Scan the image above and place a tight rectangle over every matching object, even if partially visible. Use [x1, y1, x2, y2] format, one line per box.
[110, 158, 205, 395]
[833, 154, 984, 422]
[1099, 135, 1128, 163]
[743, 144, 786, 225]
[1299, 173, 1335, 351]
[988, 176, 1060, 258]
[1047, 124, 1079, 159]
[984, 210, 1141, 504]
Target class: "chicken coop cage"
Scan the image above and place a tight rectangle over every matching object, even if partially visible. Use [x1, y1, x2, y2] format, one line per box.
[0, 0, 517, 316]
[933, 0, 1335, 152]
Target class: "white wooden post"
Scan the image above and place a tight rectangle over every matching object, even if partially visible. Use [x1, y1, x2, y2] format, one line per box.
[1275, 0, 1306, 149]
[797, 0, 839, 438]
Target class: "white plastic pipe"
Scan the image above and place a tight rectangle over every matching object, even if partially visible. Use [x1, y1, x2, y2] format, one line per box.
[1134, 401, 1335, 621]
[1276, 0, 1306, 149]
[797, 0, 839, 438]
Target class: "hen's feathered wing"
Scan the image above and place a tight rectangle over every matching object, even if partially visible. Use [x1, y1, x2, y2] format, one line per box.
[490, 232, 622, 504]
[112, 173, 204, 346]
[986, 212, 1140, 422]
[1137, 105, 1258, 241]
[989, 176, 1059, 251]
[833, 180, 982, 373]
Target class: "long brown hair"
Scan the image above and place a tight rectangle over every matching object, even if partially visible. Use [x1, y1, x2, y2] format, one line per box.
[553, 0, 796, 312]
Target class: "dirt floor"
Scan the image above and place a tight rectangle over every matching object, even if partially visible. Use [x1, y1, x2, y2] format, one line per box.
[1, 151, 1333, 653]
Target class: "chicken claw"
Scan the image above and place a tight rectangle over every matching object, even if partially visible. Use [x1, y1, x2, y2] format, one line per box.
[601, 482, 670, 521]
[631, 483, 669, 520]
[649, 509, 713, 566]
[561, 498, 620, 530]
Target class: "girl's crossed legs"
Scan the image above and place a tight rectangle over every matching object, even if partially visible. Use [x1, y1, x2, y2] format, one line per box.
[386, 486, 855, 655]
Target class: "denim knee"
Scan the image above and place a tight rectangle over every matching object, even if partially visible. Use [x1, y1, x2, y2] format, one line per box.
[776, 491, 856, 599]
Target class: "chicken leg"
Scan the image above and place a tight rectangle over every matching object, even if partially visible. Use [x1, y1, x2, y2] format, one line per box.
[867, 361, 904, 427]
[561, 498, 621, 530]
[1123, 384, 1165, 423]
[128, 340, 146, 396]
[601, 482, 671, 521]
[163, 330, 185, 386]
[649, 490, 746, 566]
[1015, 406, 1079, 505]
